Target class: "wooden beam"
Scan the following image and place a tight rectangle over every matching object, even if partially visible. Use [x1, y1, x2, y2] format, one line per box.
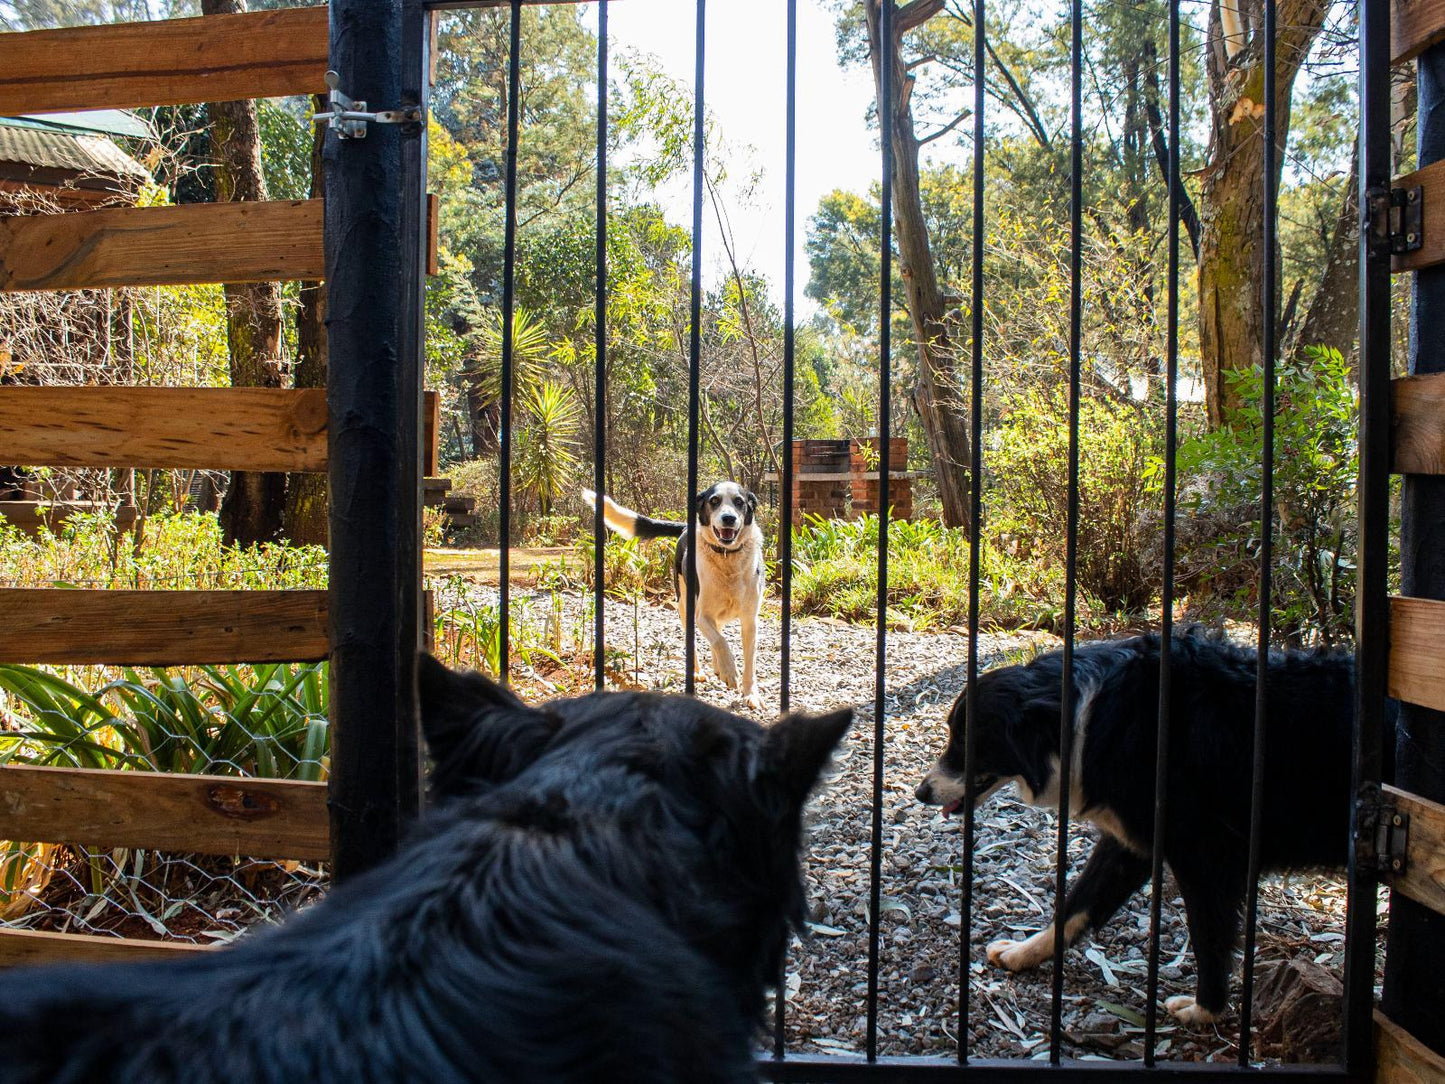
[1393, 372, 1445, 474]
[0, 928, 211, 969]
[1393, 0, 1445, 65]
[0, 7, 328, 116]
[0, 387, 326, 472]
[1392, 160, 1445, 274]
[1385, 785, 1445, 918]
[0, 589, 329, 665]
[427, 193, 440, 276]
[1377, 1010, 1445, 1082]
[0, 199, 324, 293]
[0, 764, 329, 860]
[1389, 596, 1445, 712]
[424, 389, 441, 477]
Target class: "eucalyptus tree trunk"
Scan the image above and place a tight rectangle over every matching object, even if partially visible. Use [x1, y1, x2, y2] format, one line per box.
[285, 93, 330, 546]
[202, 0, 286, 545]
[1196, 0, 1330, 427]
[866, 0, 973, 532]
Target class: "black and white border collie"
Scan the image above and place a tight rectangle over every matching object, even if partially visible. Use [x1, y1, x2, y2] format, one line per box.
[584, 482, 766, 711]
[916, 631, 1372, 1027]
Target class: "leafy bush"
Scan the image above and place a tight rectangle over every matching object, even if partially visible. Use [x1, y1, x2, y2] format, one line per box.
[989, 385, 1161, 613]
[1164, 346, 1358, 644]
[0, 510, 327, 591]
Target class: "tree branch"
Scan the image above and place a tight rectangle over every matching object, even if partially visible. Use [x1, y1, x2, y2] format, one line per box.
[895, 0, 946, 34]
[918, 110, 971, 145]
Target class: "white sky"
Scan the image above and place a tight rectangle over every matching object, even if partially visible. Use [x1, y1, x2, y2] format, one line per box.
[579, 0, 885, 310]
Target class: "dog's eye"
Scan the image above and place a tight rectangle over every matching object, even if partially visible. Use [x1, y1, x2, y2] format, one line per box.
[711, 496, 721, 506]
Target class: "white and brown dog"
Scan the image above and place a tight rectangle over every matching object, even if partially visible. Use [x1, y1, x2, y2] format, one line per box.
[584, 483, 766, 710]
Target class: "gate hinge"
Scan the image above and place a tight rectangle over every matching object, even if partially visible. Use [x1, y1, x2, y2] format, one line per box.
[1365, 184, 1423, 258]
[1355, 782, 1410, 876]
[312, 71, 424, 140]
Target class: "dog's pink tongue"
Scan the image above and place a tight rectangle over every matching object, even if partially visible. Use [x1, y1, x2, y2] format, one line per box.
[941, 799, 964, 817]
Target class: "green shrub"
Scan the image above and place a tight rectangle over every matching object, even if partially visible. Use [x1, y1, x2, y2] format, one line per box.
[989, 385, 1161, 614]
[1164, 345, 1358, 644]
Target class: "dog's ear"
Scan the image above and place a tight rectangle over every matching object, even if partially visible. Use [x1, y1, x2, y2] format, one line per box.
[761, 707, 853, 801]
[744, 488, 758, 524]
[416, 654, 559, 796]
[695, 486, 713, 526]
[1006, 696, 1061, 798]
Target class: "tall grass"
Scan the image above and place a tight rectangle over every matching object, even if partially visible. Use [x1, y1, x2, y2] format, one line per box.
[790, 514, 1079, 631]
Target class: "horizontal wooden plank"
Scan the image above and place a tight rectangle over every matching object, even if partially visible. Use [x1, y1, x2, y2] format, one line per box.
[0, 764, 329, 860]
[1389, 596, 1445, 712]
[0, 199, 324, 292]
[1392, 160, 1445, 274]
[1377, 1009, 1445, 1083]
[1393, 0, 1445, 65]
[0, 589, 329, 665]
[0, 7, 328, 116]
[1394, 372, 1445, 474]
[1385, 784, 1445, 918]
[0, 387, 326, 472]
[0, 928, 210, 969]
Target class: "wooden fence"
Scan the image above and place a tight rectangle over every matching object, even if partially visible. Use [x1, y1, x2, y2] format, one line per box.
[0, 5, 432, 967]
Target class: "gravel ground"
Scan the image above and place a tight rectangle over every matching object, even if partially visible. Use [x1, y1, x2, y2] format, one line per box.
[436, 577, 1370, 1066]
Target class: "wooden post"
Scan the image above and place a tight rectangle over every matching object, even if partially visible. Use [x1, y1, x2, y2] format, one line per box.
[1381, 39, 1445, 1058]
[324, 0, 423, 882]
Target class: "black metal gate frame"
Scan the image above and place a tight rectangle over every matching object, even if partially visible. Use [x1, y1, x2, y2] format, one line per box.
[409, 0, 1394, 1078]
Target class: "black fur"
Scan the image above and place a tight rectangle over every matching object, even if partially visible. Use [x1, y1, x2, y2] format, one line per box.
[917, 631, 1388, 1019]
[0, 655, 851, 1083]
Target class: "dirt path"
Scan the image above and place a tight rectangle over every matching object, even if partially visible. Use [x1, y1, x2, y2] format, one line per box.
[430, 581, 1364, 1065]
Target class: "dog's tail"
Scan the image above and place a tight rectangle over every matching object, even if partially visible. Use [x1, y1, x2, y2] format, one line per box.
[581, 489, 686, 540]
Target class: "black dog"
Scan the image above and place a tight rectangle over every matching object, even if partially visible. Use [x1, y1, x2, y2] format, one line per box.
[915, 632, 1367, 1027]
[1, 656, 851, 1082]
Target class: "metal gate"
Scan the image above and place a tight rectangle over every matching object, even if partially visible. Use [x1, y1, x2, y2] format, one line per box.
[407, 0, 1416, 1077]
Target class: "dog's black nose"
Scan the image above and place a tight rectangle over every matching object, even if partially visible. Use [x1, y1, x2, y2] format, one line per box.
[914, 779, 934, 804]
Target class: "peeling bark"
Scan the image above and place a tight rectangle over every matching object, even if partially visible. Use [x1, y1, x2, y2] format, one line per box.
[203, 0, 286, 545]
[1196, 0, 1329, 427]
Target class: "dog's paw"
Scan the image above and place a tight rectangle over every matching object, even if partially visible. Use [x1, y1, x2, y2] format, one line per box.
[742, 690, 763, 712]
[986, 937, 1045, 972]
[712, 657, 739, 689]
[1164, 996, 1216, 1029]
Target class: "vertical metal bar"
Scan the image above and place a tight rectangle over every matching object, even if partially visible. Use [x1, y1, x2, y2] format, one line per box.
[780, 2, 797, 723]
[866, 0, 893, 1063]
[497, 0, 522, 682]
[325, 0, 417, 881]
[1342, 0, 1390, 1071]
[1144, 0, 1181, 1062]
[593, 0, 608, 691]
[1239, 0, 1278, 1062]
[684, 0, 705, 698]
[958, 0, 986, 1062]
[774, 0, 798, 1058]
[1049, 0, 1084, 1060]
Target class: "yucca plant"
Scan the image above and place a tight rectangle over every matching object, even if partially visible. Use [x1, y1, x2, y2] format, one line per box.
[0, 663, 329, 781]
[515, 379, 582, 515]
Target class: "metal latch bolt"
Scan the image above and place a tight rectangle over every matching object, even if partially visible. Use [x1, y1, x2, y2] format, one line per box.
[1355, 782, 1410, 876]
[312, 71, 424, 140]
[1365, 184, 1424, 258]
